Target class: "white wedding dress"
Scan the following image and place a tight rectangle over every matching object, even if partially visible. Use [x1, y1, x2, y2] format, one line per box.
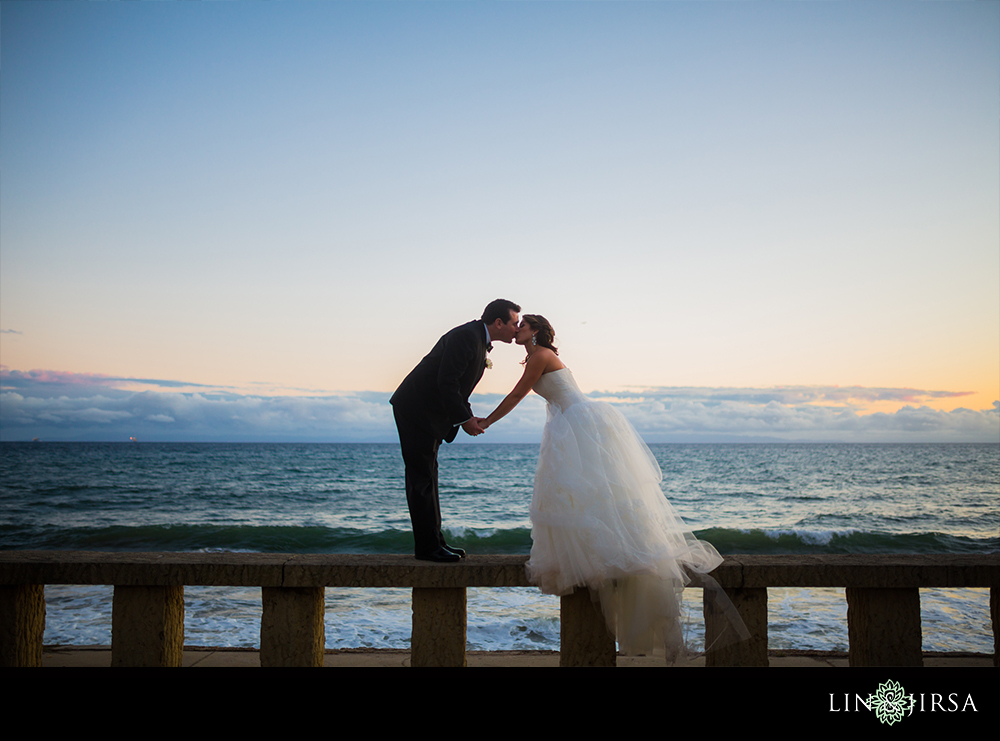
[526, 368, 741, 660]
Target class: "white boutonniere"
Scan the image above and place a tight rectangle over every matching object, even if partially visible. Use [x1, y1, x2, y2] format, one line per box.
[485, 357, 493, 369]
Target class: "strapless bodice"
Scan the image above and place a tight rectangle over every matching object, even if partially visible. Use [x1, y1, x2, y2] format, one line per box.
[532, 368, 589, 412]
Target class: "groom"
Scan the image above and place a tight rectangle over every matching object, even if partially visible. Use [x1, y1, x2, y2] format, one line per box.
[391, 299, 520, 562]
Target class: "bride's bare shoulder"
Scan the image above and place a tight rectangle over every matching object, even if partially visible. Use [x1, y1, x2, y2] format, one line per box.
[532, 347, 566, 373]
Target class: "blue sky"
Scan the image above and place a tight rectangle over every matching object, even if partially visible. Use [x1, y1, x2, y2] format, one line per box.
[2, 1, 998, 442]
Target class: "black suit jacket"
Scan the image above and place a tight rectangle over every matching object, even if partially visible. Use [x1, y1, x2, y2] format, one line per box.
[390, 320, 489, 443]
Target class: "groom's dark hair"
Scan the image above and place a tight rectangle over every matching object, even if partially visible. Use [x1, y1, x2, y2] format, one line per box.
[482, 299, 520, 325]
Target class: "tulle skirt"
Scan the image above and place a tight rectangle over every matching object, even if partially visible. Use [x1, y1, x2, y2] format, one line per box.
[525, 399, 733, 659]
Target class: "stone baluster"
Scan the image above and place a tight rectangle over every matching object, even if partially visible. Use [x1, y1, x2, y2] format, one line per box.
[260, 587, 326, 667]
[111, 585, 184, 667]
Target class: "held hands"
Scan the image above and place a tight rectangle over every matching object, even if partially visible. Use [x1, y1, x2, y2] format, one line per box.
[462, 417, 488, 436]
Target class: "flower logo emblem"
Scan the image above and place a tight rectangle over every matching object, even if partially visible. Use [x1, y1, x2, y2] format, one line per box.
[868, 680, 914, 725]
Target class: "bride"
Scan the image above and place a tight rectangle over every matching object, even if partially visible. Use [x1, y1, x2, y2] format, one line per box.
[482, 314, 746, 660]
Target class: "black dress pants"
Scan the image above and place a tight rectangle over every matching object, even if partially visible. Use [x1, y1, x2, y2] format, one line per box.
[393, 406, 446, 557]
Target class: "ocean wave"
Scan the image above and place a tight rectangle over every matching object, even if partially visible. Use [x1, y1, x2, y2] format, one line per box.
[699, 527, 997, 554]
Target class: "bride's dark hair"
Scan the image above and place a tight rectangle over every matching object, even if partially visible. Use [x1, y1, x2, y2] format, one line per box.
[523, 314, 558, 355]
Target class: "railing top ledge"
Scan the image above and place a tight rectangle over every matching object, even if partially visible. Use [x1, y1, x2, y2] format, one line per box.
[0, 551, 997, 589]
[714, 553, 1000, 588]
[0, 551, 534, 588]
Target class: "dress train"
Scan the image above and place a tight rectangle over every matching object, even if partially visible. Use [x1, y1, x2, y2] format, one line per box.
[526, 368, 748, 659]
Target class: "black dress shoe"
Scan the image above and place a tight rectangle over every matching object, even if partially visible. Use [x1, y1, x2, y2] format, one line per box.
[442, 544, 466, 558]
[415, 547, 461, 563]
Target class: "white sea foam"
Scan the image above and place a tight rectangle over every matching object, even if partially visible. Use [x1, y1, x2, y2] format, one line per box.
[758, 528, 861, 546]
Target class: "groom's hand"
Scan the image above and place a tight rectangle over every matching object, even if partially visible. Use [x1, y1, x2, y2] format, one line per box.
[462, 418, 486, 436]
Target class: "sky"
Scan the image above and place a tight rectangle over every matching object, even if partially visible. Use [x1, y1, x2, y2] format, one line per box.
[1, 1, 998, 443]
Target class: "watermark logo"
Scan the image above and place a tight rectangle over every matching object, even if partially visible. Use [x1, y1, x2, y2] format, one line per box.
[830, 679, 977, 723]
[868, 680, 913, 726]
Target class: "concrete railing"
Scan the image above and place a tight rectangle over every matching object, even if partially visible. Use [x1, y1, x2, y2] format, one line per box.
[1, 551, 997, 667]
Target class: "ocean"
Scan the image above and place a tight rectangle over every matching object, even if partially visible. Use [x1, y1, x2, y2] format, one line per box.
[1, 441, 996, 653]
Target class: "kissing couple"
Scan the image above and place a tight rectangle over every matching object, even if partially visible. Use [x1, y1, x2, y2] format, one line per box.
[391, 299, 748, 659]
